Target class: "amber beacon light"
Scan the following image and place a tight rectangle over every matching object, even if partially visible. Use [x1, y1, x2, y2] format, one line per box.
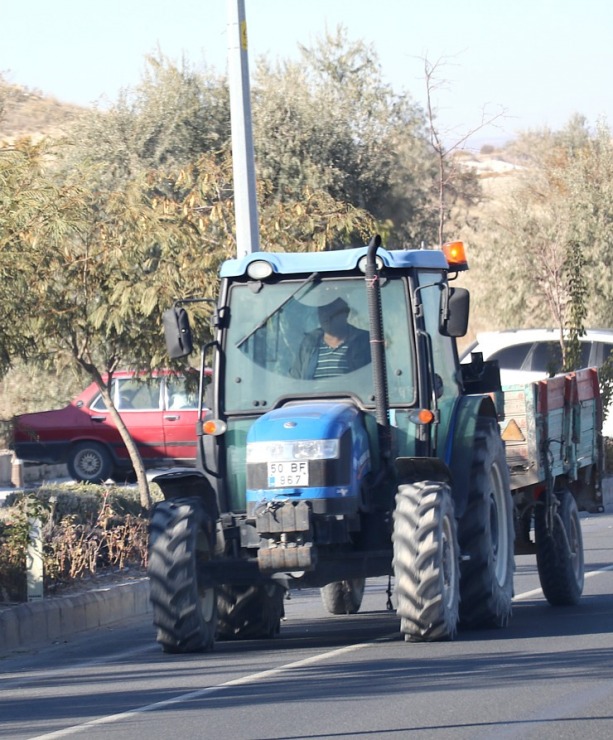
[442, 241, 468, 271]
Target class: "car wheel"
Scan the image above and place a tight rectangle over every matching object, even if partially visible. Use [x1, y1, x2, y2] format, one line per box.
[68, 442, 113, 483]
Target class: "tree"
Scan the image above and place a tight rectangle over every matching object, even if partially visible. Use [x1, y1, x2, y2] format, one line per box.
[1, 140, 193, 507]
[0, 139, 69, 375]
[465, 116, 613, 383]
[252, 27, 442, 246]
[62, 51, 231, 190]
[420, 55, 501, 246]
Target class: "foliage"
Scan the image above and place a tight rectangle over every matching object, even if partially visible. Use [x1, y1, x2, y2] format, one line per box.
[62, 52, 230, 189]
[252, 27, 451, 246]
[0, 139, 67, 375]
[466, 117, 613, 335]
[0, 484, 155, 602]
[0, 362, 84, 446]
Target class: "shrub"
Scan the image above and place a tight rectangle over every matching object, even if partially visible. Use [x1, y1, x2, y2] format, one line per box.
[0, 483, 159, 602]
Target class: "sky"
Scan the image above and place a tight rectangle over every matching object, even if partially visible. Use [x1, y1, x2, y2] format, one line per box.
[1, 0, 612, 149]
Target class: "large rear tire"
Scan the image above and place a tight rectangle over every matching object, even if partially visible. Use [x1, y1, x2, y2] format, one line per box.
[217, 582, 286, 639]
[320, 578, 366, 615]
[535, 489, 584, 605]
[458, 418, 515, 628]
[393, 481, 460, 642]
[148, 497, 218, 653]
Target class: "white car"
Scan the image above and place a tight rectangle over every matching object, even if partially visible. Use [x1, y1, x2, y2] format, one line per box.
[461, 328, 613, 437]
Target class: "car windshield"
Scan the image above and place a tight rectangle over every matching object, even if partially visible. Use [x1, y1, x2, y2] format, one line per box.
[223, 276, 415, 413]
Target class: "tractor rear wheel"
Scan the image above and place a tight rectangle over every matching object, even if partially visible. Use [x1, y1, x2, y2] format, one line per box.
[393, 481, 460, 641]
[535, 489, 584, 605]
[217, 582, 286, 639]
[458, 418, 514, 629]
[148, 497, 218, 653]
[320, 578, 366, 615]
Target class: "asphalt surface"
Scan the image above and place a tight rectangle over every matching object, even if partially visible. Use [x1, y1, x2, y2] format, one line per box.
[1, 479, 611, 658]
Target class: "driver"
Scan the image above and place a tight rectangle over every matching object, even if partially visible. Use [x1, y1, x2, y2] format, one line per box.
[291, 297, 371, 379]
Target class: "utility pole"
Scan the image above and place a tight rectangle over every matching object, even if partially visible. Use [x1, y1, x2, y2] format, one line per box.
[227, 0, 260, 256]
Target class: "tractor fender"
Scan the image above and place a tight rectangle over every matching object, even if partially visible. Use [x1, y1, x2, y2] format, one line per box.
[444, 393, 499, 519]
[151, 468, 220, 524]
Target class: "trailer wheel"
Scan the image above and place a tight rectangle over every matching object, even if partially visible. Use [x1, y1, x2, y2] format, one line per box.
[217, 582, 286, 639]
[393, 481, 460, 641]
[458, 418, 514, 629]
[535, 490, 584, 605]
[320, 578, 366, 615]
[148, 497, 218, 653]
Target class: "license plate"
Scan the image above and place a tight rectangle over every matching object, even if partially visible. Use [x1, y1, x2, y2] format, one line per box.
[267, 461, 309, 488]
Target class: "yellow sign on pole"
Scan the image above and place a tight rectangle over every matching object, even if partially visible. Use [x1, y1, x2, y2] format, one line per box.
[241, 20, 248, 50]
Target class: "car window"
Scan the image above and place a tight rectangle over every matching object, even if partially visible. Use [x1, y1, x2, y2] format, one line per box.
[529, 340, 591, 375]
[166, 376, 199, 410]
[579, 341, 592, 367]
[91, 394, 107, 411]
[489, 343, 534, 370]
[591, 341, 613, 367]
[117, 378, 162, 410]
[530, 342, 563, 376]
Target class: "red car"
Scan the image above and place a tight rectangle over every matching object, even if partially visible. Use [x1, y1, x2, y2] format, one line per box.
[12, 370, 209, 483]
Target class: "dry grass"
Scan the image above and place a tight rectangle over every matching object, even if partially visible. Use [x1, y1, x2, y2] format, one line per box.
[0, 483, 157, 602]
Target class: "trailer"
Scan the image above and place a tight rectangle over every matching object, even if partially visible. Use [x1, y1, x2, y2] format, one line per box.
[500, 367, 603, 603]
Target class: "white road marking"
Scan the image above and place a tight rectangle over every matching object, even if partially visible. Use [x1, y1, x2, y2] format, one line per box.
[25, 563, 613, 739]
[29, 639, 384, 738]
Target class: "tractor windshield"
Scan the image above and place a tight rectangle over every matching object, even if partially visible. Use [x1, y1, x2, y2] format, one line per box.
[223, 276, 415, 413]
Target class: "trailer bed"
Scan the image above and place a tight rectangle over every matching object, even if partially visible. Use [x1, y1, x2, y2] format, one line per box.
[498, 367, 603, 511]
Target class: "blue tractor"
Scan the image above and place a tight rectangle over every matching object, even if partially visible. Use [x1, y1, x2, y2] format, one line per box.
[148, 237, 514, 652]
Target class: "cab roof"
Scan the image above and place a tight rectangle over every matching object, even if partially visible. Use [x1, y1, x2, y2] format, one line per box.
[220, 245, 451, 278]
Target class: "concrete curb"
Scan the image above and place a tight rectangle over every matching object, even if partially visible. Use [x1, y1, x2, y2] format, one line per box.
[0, 452, 68, 487]
[0, 579, 151, 656]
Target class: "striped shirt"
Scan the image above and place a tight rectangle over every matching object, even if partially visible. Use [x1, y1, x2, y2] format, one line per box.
[313, 339, 350, 377]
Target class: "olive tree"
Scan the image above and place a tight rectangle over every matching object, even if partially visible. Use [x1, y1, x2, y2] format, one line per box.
[466, 116, 613, 391]
[251, 27, 443, 246]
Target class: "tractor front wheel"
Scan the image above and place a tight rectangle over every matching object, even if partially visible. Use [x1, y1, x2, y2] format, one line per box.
[148, 497, 218, 653]
[393, 480, 460, 641]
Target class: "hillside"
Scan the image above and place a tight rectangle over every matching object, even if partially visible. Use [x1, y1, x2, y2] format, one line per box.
[0, 80, 84, 142]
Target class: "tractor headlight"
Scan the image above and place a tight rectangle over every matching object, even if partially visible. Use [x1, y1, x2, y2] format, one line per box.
[247, 439, 339, 462]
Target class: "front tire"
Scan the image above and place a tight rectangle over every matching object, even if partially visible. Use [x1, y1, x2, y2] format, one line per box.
[148, 497, 218, 653]
[459, 418, 514, 629]
[535, 490, 584, 605]
[67, 441, 113, 483]
[321, 579, 366, 615]
[393, 481, 460, 642]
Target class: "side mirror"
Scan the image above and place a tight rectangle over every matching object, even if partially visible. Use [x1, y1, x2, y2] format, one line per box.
[440, 287, 470, 338]
[163, 306, 194, 359]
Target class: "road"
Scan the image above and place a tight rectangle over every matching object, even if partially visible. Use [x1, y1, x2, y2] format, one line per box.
[1, 510, 613, 740]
